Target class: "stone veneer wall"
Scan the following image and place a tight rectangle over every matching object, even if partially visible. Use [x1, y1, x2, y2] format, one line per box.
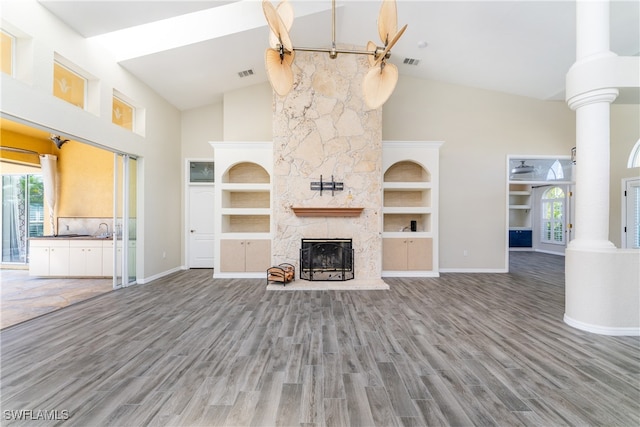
[272, 47, 383, 281]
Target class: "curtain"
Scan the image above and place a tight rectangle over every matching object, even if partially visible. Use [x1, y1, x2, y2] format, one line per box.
[39, 154, 57, 236]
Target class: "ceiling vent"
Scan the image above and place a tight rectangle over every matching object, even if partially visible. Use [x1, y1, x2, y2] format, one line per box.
[403, 58, 420, 66]
[237, 69, 254, 78]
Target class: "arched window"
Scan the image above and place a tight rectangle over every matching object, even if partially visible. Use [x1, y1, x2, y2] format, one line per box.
[546, 159, 565, 180]
[541, 187, 565, 245]
[628, 139, 640, 168]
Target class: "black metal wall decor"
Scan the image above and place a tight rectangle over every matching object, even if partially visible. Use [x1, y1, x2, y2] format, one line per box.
[310, 175, 344, 196]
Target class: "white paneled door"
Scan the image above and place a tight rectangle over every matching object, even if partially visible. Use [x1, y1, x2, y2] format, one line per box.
[188, 186, 215, 268]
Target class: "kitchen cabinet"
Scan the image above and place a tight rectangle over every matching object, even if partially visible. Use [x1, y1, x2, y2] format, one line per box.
[29, 238, 112, 277]
[220, 239, 271, 273]
[29, 239, 70, 276]
[69, 240, 103, 276]
[383, 238, 433, 271]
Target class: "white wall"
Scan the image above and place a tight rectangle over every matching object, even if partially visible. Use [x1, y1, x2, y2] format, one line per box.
[223, 83, 273, 141]
[384, 76, 576, 270]
[1, 0, 183, 281]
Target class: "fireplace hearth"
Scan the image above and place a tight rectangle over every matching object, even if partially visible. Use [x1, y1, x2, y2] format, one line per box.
[300, 238, 354, 281]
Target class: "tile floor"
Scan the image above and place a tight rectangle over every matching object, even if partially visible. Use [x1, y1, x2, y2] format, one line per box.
[0, 268, 113, 329]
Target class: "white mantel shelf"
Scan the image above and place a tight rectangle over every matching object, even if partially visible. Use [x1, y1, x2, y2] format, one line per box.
[292, 207, 364, 217]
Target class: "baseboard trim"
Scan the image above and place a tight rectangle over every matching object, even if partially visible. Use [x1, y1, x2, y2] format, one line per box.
[382, 271, 439, 278]
[439, 268, 508, 273]
[564, 314, 640, 336]
[137, 266, 184, 284]
[213, 272, 265, 279]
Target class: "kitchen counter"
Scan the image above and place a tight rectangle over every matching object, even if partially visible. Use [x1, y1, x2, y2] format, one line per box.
[31, 235, 114, 240]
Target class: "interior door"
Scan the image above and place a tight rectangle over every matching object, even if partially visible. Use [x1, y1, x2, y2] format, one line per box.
[188, 185, 215, 268]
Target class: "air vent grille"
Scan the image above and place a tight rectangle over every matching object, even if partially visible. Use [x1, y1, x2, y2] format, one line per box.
[238, 69, 254, 78]
[403, 58, 420, 66]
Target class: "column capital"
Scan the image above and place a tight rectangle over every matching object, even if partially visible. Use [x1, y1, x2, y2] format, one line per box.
[567, 88, 619, 111]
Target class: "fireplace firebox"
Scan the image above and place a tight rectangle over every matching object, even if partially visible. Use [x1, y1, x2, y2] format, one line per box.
[300, 238, 354, 281]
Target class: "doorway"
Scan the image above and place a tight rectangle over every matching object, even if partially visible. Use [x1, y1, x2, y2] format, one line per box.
[506, 155, 574, 268]
[186, 160, 215, 269]
[1, 170, 43, 264]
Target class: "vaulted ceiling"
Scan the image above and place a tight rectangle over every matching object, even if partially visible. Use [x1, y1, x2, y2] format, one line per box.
[35, 0, 640, 111]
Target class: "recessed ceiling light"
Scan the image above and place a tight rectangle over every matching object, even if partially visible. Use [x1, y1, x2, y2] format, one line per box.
[417, 41, 428, 49]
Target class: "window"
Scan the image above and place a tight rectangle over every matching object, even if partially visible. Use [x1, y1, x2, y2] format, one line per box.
[1, 174, 44, 263]
[546, 159, 565, 181]
[189, 161, 214, 183]
[628, 139, 640, 168]
[1, 30, 14, 75]
[53, 61, 86, 109]
[112, 95, 134, 131]
[541, 186, 565, 245]
[624, 179, 640, 249]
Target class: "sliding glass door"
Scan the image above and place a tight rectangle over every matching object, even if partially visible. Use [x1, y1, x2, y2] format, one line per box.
[113, 154, 137, 288]
[1, 174, 44, 263]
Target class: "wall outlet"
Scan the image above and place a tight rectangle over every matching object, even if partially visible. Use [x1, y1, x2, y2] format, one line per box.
[162, 251, 166, 259]
[463, 250, 468, 256]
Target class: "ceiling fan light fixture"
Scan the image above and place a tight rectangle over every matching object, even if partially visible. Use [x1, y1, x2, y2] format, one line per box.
[262, 0, 407, 108]
[511, 160, 534, 175]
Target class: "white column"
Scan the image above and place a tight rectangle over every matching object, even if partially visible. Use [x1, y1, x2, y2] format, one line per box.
[568, 89, 617, 249]
[566, 0, 617, 250]
[563, 0, 640, 336]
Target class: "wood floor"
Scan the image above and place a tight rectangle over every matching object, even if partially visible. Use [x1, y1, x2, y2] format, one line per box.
[1, 252, 638, 426]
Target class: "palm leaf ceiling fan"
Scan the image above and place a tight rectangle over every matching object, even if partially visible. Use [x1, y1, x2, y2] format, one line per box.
[262, 0, 408, 108]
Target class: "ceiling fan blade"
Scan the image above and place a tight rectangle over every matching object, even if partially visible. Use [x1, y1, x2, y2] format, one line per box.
[263, 0, 293, 51]
[265, 48, 294, 96]
[269, 0, 294, 49]
[363, 62, 399, 109]
[277, 0, 294, 30]
[376, 23, 407, 64]
[378, 0, 398, 45]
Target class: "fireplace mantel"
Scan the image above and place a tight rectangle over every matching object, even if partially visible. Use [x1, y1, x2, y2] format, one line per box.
[292, 207, 364, 217]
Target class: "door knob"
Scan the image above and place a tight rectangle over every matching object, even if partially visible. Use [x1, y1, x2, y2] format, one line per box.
[190, 229, 195, 233]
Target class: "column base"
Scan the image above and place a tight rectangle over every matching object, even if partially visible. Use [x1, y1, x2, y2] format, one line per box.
[565, 246, 640, 336]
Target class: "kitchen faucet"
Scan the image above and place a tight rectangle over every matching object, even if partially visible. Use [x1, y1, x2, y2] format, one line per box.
[98, 222, 109, 237]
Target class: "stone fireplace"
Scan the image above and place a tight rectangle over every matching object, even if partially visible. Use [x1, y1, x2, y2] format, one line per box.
[271, 46, 383, 282]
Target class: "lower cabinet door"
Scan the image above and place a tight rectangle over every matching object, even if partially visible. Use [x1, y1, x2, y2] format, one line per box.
[244, 239, 271, 272]
[29, 246, 50, 276]
[407, 238, 433, 271]
[220, 239, 247, 272]
[382, 238, 408, 270]
[49, 244, 70, 276]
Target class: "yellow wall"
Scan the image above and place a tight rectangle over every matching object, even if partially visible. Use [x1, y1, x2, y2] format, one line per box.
[57, 141, 113, 217]
[0, 129, 54, 165]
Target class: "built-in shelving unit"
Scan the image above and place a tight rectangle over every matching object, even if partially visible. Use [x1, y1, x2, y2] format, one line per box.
[211, 142, 272, 278]
[382, 141, 442, 277]
[508, 183, 533, 248]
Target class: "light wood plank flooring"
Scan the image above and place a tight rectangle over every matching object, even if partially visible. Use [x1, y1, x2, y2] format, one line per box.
[1, 252, 638, 426]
